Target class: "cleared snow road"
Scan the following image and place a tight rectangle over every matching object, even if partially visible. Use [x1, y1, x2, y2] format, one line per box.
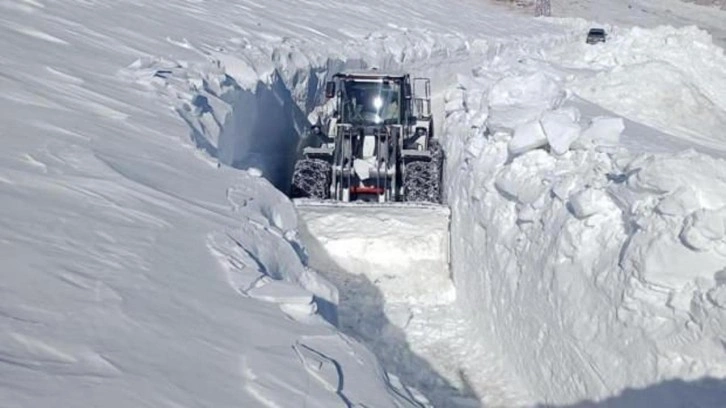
[296, 202, 532, 407]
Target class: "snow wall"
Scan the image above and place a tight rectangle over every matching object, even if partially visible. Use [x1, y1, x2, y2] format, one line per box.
[442, 24, 726, 405]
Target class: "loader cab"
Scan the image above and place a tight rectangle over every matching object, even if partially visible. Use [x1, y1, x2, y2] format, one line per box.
[326, 72, 411, 128]
[341, 79, 402, 126]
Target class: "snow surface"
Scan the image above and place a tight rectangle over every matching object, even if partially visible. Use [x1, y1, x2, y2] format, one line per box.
[4, 0, 726, 406]
[549, 0, 726, 48]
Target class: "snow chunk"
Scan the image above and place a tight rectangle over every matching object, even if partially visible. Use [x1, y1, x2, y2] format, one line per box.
[627, 152, 726, 209]
[488, 72, 566, 129]
[656, 188, 703, 216]
[495, 150, 555, 204]
[508, 120, 548, 156]
[247, 167, 263, 177]
[575, 117, 624, 149]
[568, 188, 613, 219]
[247, 278, 314, 305]
[680, 208, 726, 251]
[540, 110, 582, 155]
[633, 232, 726, 289]
[444, 87, 466, 116]
[508, 109, 582, 156]
[708, 284, 726, 308]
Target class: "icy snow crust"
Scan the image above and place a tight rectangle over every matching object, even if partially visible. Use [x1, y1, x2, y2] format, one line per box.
[4, 0, 726, 407]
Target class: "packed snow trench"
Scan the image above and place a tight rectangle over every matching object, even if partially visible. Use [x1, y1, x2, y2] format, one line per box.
[4, 0, 726, 407]
[157, 28, 545, 407]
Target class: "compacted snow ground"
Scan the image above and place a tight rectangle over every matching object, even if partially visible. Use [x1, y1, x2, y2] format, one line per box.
[3, 0, 726, 407]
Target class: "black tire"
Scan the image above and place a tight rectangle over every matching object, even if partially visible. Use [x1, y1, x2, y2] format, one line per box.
[403, 140, 444, 203]
[290, 158, 331, 199]
[403, 161, 442, 203]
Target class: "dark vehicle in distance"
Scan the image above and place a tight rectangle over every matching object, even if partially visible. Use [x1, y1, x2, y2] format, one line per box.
[586, 28, 607, 44]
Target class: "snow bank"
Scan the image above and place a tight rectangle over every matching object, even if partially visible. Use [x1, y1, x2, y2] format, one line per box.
[443, 41, 726, 404]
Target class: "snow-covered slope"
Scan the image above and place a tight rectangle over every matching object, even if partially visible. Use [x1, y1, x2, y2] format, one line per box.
[549, 0, 726, 47]
[3, 0, 726, 406]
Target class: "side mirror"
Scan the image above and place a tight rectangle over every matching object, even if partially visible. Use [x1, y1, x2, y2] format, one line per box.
[325, 81, 336, 99]
[403, 83, 412, 100]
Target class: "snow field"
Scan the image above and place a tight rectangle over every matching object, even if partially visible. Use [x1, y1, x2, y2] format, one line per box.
[5, 0, 726, 406]
[4, 0, 494, 406]
[548, 0, 726, 48]
[542, 22, 726, 152]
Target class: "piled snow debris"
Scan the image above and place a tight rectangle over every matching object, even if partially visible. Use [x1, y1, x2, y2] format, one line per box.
[442, 39, 726, 404]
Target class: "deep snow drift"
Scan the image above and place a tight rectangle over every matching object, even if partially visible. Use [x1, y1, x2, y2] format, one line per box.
[4, 0, 726, 406]
[442, 21, 726, 405]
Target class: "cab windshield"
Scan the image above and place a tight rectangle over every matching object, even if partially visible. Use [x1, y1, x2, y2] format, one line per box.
[341, 80, 401, 126]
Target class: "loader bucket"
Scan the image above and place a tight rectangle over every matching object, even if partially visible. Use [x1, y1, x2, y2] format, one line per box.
[293, 199, 452, 304]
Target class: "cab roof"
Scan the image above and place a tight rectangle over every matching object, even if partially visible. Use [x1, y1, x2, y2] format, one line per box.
[334, 69, 407, 81]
